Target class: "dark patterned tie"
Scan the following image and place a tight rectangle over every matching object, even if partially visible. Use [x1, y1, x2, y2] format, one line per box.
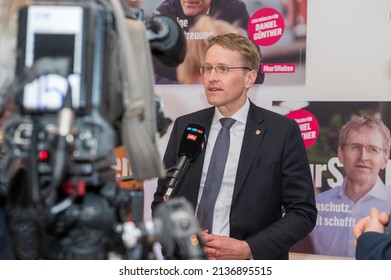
[197, 118, 236, 232]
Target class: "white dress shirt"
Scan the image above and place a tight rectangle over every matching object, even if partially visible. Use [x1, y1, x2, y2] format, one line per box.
[196, 99, 249, 235]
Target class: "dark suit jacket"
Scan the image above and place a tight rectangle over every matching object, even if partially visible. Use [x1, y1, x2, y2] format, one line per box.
[0, 206, 15, 259]
[356, 232, 391, 260]
[152, 100, 317, 259]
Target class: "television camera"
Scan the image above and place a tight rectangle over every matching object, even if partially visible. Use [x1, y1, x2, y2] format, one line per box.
[0, 0, 204, 260]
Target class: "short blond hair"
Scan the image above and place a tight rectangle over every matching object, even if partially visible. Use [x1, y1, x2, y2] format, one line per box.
[205, 32, 261, 72]
[176, 15, 248, 84]
[339, 115, 391, 155]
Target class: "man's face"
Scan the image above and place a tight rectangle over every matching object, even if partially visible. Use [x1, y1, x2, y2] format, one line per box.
[338, 127, 388, 187]
[203, 44, 255, 116]
[180, 0, 212, 16]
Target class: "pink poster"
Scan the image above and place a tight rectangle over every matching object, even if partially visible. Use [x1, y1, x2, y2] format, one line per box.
[138, 0, 307, 85]
[273, 101, 391, 258]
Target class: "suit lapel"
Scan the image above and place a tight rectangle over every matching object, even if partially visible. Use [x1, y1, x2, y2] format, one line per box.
[232, 102, 266, 203]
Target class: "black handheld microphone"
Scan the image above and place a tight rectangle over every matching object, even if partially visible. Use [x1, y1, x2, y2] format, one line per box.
[164, 124, 206, 200]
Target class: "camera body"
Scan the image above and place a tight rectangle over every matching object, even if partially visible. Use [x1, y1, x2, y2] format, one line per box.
[0, 0, 203, 260]
[6, 1, 118, 182]
[0, 1, 129, 259]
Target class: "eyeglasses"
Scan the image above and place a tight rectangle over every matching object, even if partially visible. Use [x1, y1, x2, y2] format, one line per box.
[200, 65, 252, 75]
[343, 143, 385, 156]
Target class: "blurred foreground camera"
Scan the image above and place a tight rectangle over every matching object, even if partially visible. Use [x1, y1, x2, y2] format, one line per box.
[0, 0, 200, 260]
[122, 197, 205, 260]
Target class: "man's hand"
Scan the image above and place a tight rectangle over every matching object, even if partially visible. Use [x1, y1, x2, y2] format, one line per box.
[353, 208, 389, 246]
[201, 231, 253, 260]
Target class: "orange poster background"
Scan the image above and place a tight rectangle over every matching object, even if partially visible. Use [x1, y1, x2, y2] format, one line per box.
[114, 146, 143, 190]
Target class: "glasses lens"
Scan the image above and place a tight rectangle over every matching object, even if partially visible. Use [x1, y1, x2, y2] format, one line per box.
[346, 144, 383, 156]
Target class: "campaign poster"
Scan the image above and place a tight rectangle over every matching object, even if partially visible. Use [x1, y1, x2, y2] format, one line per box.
[136, 0, 307, 85]
[114, 146, 144, 222]
[272, 101, 391, 258]
[114, 146, 144, 190]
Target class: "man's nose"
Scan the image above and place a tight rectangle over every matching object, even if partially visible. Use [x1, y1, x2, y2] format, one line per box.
[208, 68, 219, 80]
[358, 147, 370, 159]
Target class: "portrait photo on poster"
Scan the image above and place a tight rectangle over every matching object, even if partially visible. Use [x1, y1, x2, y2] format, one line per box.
[273, 101, 391, 258]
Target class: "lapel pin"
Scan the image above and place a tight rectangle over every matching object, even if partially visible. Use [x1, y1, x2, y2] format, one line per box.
[255, 130, 261, 135]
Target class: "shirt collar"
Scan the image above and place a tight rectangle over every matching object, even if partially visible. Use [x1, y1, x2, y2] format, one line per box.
[212, 98, 250, 125]
[340, 176, 389, 201]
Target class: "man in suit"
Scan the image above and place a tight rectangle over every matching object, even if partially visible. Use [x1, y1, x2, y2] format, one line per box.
[151, 33, 317, 260]
[354, 207, 391, 259]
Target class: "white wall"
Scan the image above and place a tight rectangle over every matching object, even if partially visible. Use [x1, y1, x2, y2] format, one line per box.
[143, 0, 391, 219]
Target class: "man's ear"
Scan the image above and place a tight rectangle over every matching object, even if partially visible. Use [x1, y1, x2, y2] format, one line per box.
[244, 70, 257, 89]
[380, 152, 389, 170]
[337, 146, 344, 165]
